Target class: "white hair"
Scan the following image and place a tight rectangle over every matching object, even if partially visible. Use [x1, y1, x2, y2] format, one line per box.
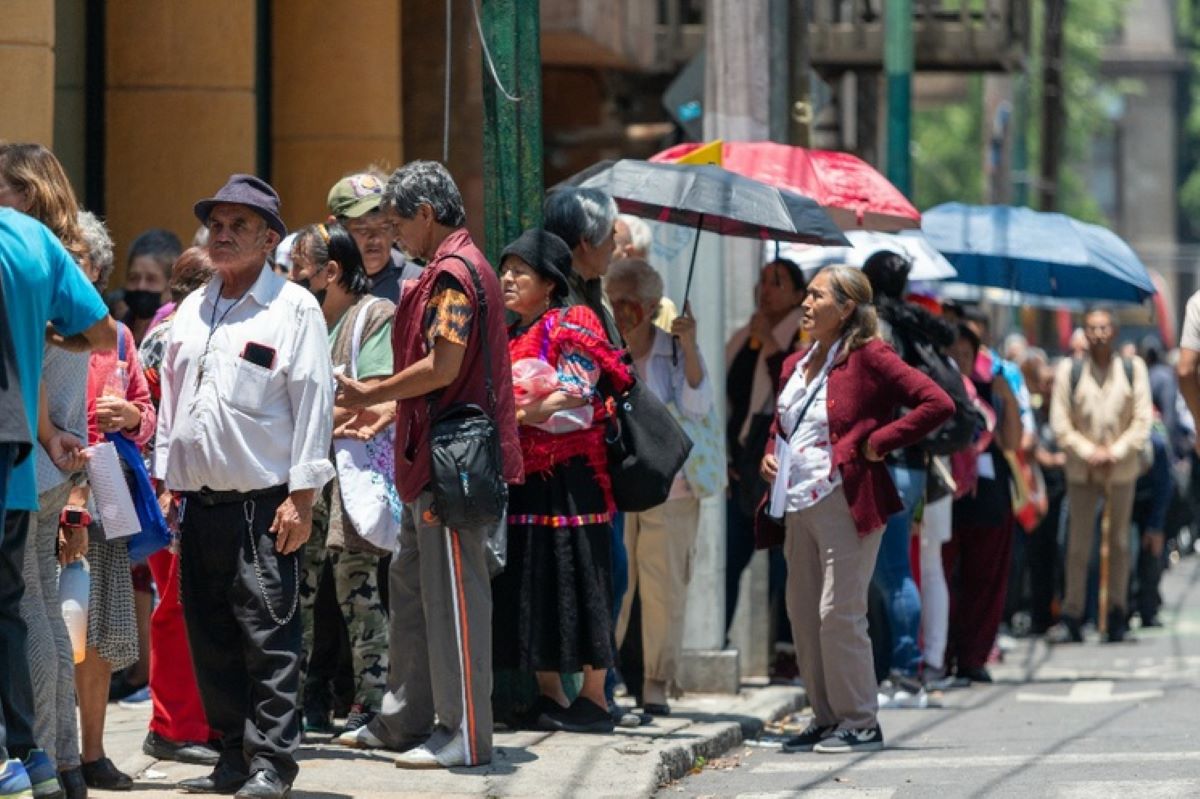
[618, 214, 652, 256]
[77, 210, 114, 289]
[606, 257, 663, 306]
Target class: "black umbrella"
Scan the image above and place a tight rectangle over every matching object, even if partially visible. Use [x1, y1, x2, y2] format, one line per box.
[558, 159, 850, 311]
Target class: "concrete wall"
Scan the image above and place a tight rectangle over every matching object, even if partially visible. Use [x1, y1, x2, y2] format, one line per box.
[105, 1, 258, 273]
[272, 0, 403, 229]
[1, 0, 56, 145]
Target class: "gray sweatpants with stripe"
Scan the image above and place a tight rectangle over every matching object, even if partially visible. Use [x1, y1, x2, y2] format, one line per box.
[369, 492, 493, 765]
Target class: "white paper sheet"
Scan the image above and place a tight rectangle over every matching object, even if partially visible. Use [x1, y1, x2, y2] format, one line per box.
[768, 434, 792, 518]
[85, 442, 141, 539]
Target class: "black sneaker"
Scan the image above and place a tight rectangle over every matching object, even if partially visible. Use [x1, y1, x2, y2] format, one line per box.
[341, 704, 376, 733]
[813, 726, 884, 754]
[781, 722, 837, 753]
[537, 697, 615, 734]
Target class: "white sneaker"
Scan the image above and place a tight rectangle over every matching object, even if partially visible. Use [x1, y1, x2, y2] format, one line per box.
[394, 733, 486, 769]
[336, 724, 386, 749]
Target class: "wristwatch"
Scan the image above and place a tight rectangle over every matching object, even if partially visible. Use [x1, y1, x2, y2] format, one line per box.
[60, 506, 92, 529]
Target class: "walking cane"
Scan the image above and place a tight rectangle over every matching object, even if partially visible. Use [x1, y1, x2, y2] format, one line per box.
[1098, 478, 1112, 637]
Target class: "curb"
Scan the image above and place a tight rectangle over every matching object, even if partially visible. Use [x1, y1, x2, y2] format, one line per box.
[651, 686, 806, 788]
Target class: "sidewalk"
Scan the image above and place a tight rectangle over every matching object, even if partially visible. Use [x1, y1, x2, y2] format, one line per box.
[90, 682, 804, 798]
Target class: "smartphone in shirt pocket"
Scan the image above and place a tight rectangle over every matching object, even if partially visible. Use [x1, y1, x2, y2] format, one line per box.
[229, 342, 276, 410]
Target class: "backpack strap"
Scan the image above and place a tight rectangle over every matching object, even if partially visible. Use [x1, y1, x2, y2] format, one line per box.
[117, 321, 128, 362]
[1070, 357, 1084, 396]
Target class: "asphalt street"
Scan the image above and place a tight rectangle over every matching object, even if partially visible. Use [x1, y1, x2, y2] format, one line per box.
[665, 551, 1200, 799]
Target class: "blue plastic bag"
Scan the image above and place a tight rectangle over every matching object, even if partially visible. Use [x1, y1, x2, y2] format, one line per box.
[106, 324, 169, 562]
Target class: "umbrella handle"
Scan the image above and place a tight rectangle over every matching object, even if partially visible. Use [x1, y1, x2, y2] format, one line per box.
[674, 214, 704, 366]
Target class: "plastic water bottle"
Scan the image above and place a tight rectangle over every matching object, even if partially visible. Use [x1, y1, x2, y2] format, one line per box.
[60, 558, 90, 663]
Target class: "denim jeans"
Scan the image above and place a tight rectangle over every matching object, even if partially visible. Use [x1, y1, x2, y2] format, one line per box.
[871, 463, 926, 677]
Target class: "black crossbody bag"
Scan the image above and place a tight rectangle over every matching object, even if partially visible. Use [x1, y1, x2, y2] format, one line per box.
[427, 256, 508, 532]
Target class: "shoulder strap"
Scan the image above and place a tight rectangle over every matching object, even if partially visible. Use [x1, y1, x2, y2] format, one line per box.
[1070, 357, 1083, 395]
[1122, 357, 1134, 385]
[117, 321, 127, 362]
[348, 297, 383, 381]
[442, 254, 495, 413]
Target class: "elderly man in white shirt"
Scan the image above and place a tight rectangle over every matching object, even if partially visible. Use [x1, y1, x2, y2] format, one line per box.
[154, 175, 333, 799]
[606, 257, 714, 716]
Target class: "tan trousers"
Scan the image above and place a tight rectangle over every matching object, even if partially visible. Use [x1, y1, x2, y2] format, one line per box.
[783, 486, 883, 730]
[1063, 480, 1136, 620]
[616, 497, 701, 683]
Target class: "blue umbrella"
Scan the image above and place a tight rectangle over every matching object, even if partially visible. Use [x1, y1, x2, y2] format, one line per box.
[922, 203, 1156, 303]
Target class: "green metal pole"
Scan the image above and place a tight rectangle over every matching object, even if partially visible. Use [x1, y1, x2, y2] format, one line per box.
[884, 0, 913, 197]
[480, 0, 544, 266]
[479, 0, 545, 720]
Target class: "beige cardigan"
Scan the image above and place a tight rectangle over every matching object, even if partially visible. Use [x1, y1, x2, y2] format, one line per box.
[1049, 353, 1153, 485]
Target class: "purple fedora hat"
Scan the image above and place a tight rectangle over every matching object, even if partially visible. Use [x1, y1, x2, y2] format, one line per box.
[193, 173, 287, 238]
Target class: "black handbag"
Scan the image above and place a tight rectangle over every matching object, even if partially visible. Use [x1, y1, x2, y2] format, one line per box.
[428, 256, 508, 534]
[604, 374, 694, 513]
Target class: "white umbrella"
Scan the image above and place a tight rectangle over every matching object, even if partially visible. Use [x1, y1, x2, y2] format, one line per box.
[777, 230, 957, 282]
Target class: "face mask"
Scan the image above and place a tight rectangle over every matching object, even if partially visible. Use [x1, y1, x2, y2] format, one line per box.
[124, 289, 161, 319]
[312, 288, 327, 306]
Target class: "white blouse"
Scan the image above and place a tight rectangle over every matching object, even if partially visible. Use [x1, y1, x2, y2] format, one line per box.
[777, 341, 842, 512]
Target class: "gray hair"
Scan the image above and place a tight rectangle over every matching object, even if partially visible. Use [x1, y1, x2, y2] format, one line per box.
[606, 258, 663, 306]
[617, 214, 651, 255]
[77, 210, 115, 290]
[543, 187, 618, 250]
[383, 160, 466, 227]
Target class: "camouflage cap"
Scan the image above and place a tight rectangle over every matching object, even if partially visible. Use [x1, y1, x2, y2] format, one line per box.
[326, 172, 386, 219]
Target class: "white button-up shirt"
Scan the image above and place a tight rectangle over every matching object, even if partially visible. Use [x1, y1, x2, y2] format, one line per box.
[154, 265, 335, 494]
[778, 340, 842, 512]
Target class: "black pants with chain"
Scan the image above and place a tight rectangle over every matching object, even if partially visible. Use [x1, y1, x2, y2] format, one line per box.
[179, 487, 301, 784]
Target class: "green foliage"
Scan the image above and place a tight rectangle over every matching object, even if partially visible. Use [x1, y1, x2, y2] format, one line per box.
[910, 0, 1130, 220]
[912, 77, 985, 210]
[1177, 0, 1200, 239]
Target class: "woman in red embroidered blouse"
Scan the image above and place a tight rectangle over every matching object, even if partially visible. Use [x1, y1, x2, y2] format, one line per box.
[491, 229, 631, 735]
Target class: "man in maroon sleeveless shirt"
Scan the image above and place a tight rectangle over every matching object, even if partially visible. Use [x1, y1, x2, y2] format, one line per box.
[333, 161, 520, 769]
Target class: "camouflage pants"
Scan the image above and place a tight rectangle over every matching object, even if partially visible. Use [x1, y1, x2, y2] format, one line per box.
[299, 495, 388, 709]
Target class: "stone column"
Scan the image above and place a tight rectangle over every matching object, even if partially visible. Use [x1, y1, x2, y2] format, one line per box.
[105, 1, 257, 272]
[678, 0, 774, 689]
[272, 0, 403, 227]
[1, 0, 55, 146]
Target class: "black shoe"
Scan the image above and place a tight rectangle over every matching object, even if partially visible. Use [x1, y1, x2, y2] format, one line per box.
[59, 767, 87, 799]
[537, 697, 616, 733]
[234, 770, 289, 799]
[813, 726, 885, 753]
[80, 758, 132, 791]
[143, 731, 220, 766]
[781, 722, 837, 753]
[341, 704, 376, 733]
[642, 702, 671, 717]
[522, 695, 569, 730]
[178, 763, 249, 795]
[1105, 607, 1133, 643]
[957, 666, 993, 684]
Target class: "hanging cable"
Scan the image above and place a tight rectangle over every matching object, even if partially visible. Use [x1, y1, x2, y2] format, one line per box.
[443, 0, 452, 162]
[469, 0, 522, 102]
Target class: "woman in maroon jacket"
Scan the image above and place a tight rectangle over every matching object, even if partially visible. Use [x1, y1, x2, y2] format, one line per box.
[759, 266, 953, 754]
